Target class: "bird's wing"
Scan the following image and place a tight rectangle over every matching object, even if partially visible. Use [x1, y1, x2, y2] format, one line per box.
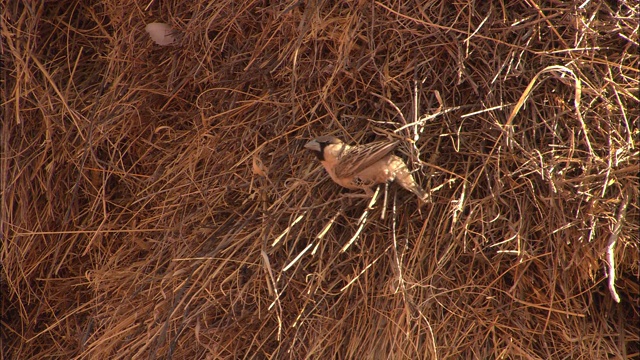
[334, 141, 399, 178]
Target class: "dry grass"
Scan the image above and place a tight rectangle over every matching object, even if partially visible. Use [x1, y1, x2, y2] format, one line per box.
[2, 1, 638, 359]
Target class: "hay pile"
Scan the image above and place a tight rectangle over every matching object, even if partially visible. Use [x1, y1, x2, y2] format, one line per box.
[2, 1, 638, 358]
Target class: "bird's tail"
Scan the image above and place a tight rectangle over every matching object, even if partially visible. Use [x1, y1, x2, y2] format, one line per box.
[409, 184, 429, 202]
[393, 158, 429, 202]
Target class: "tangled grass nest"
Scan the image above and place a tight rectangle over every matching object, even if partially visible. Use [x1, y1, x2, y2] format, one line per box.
[2, 1, 638, 358]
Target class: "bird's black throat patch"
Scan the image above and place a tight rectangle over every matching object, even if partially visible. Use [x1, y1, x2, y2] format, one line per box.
[313, 145, 326, 161]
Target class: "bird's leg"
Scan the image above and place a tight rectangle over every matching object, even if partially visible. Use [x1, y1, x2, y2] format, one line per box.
[381, 182, 389, 220]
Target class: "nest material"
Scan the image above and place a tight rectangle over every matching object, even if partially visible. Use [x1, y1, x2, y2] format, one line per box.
[2, 1, 638, 359]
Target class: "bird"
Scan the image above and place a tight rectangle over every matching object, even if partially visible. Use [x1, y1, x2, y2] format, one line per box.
[303, 136, 428, 201]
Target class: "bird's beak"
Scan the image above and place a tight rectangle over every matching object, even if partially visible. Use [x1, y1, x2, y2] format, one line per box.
[303, 139, 321, 152]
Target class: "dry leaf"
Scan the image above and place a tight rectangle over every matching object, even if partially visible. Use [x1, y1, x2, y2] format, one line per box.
[145, 22, 175, 46]
[252, 154, 269, 177]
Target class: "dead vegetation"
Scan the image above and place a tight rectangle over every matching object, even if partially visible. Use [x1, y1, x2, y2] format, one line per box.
[1, 0, 638, 359]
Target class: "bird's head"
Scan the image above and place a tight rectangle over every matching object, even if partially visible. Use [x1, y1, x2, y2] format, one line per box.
[303, 136, 343, 161]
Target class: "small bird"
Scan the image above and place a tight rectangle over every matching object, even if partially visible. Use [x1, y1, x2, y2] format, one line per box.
[304, 136, 428, 201]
